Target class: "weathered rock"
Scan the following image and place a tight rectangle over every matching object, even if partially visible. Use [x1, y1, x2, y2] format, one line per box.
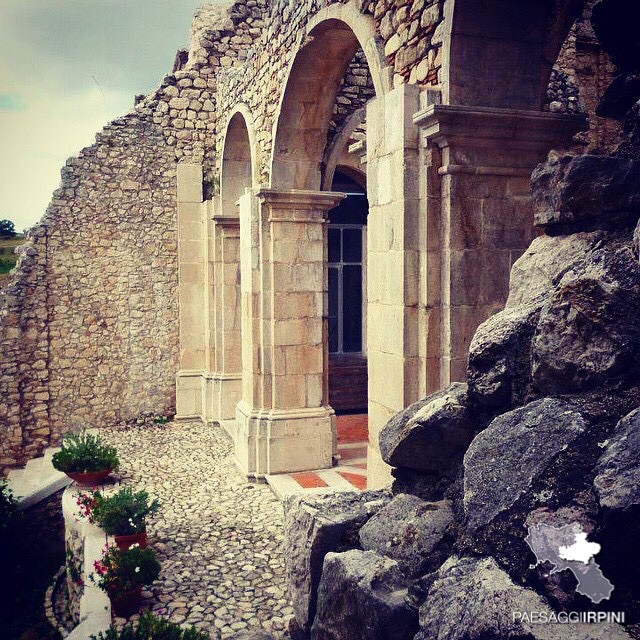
[594, 408, 640, 510]
[379, 383, 474, 474]
[531, 154, 640, 230]
[415, 555, 631, 640]
[390, 467, 443, 501]
[597, 72, 640, 121]
[463, 398, 587, 531]
[468, 232, 612, 410]
[310, 550, 418, 640]
[359, 495, 453, 577]
[283, 491, 390, 632]
[618, 99, 640, 160]
[531, 235, 640, 394]
[467, 303, 540, 409]
[507, 232, 610, 308]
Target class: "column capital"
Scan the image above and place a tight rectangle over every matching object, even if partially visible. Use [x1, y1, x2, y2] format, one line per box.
[414, 104, 587, 147]
[257, 188, 345, 213]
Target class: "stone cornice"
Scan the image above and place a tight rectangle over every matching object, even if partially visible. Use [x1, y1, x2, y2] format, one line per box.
[413, 104, 588, 151]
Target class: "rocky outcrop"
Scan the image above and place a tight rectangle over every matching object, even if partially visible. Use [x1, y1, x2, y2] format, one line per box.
[379, 383, 475, 474]
[311, 550, 418, 640]
[594, 408, 640, 510]
[531, 233, 640, 394]
[283, 491, 390, 633]
[531, 153, 640, 231]
[359, 495, 453, 577]
[463, 399, 587, 531]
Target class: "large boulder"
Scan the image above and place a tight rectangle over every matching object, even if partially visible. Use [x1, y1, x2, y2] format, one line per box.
[415, 556, 631, 640]
[467, 303, 540, 409]
[531, 235, 640, 394]
[468, 232, 609, 410]
[359, 495, 454, 577]
[531, 154, 640, 231]
[594, 407, 640, 511]
[463, 398, 587, 531]
[379, 383, 474, 474]
[310, 550, 418, 640]
[283, 491, 390, 633]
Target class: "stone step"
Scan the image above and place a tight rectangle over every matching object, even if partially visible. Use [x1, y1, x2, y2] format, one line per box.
[6, 448, 71, 509]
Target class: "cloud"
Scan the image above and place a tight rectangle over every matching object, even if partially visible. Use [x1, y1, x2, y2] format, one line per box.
[0, 94, 26, 112]
[0, 0, 219, 231]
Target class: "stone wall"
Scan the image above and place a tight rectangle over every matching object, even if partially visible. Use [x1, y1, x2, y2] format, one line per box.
[550, 0, 620, 152]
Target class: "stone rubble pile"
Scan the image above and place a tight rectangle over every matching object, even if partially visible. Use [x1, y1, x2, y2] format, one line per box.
[283, 2, 640, 638]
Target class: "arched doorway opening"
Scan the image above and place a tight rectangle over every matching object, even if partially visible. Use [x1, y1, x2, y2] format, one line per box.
[207, 107, 255, 428]
[327, 169, 368, 415]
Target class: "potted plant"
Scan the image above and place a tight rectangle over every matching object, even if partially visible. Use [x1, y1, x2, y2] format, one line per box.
[91, 612, 210, 639]
[91, 487, 160, 549]
[93, 544, 161, 618]
[52, 430, 119, 486]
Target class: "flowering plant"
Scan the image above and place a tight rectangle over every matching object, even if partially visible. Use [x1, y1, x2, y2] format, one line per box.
[93, 544, 160, 594]
[89, 487, 160, 535]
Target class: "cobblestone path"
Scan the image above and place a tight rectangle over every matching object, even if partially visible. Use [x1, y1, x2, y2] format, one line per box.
[101, 421, 291, 639]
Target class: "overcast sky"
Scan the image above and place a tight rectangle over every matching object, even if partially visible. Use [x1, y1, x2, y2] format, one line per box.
[0, 1, 219, 232]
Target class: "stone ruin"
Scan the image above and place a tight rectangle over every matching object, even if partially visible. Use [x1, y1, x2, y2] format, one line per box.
[282, 1, 640, 638]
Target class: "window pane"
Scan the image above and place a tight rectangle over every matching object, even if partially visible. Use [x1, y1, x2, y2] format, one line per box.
[328, 267, 339, 353]
[328, 228, 341, 263]
[342, 265, 362, 352]
[343, 228, 362, 263]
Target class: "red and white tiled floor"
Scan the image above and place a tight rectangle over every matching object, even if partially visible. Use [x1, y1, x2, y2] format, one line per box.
[265, 414, 368, 499]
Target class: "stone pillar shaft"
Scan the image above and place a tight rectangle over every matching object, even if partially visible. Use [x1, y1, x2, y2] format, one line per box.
[175, 163, 206, 420]
[204, 205, 242, 424]
[235, 188, 344, 477]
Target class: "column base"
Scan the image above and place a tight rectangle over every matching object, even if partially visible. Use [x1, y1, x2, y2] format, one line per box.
[175, 370, 204, 421]
[203, 373, 242, 424]
[234, 401, 335, 478]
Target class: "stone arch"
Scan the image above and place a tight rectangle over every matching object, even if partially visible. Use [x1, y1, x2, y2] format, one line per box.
[220, 105, 257, 215]
[321, 108, 366, 192]
[270, 2, 391, 190]
[441, 0, 584, 109]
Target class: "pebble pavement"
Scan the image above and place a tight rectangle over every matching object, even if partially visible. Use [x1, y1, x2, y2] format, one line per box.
[99, 421, 292, 639]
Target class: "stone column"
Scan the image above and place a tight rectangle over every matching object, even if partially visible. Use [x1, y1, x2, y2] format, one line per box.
[365, 84, 422, 488]
[204, 204, 242, 426]
[235, 188, 344, 478]
[175, 162, 207, 420]
[413, 105, 586, 386]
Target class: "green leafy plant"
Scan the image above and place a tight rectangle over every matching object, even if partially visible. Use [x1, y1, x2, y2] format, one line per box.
[52, 430, 119, 473]
[90, 487, 159, 536]
[0, 477, 21, 546]
[91, 612, 209, 639]
[92, 545, 160, 595]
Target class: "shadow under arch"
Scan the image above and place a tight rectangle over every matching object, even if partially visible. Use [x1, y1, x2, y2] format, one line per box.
[270, 1, 391, 191]
[442, 0, 584, 109]
[220, 105, 257, 215]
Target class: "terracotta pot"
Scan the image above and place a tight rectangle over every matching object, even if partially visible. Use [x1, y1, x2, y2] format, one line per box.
[114, 531, 148, 550]
[66, 469, 112, 486]
[108, 584, 142, 618]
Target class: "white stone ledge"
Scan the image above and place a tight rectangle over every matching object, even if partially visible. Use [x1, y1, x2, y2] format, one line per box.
[62, 485, 112, 640]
